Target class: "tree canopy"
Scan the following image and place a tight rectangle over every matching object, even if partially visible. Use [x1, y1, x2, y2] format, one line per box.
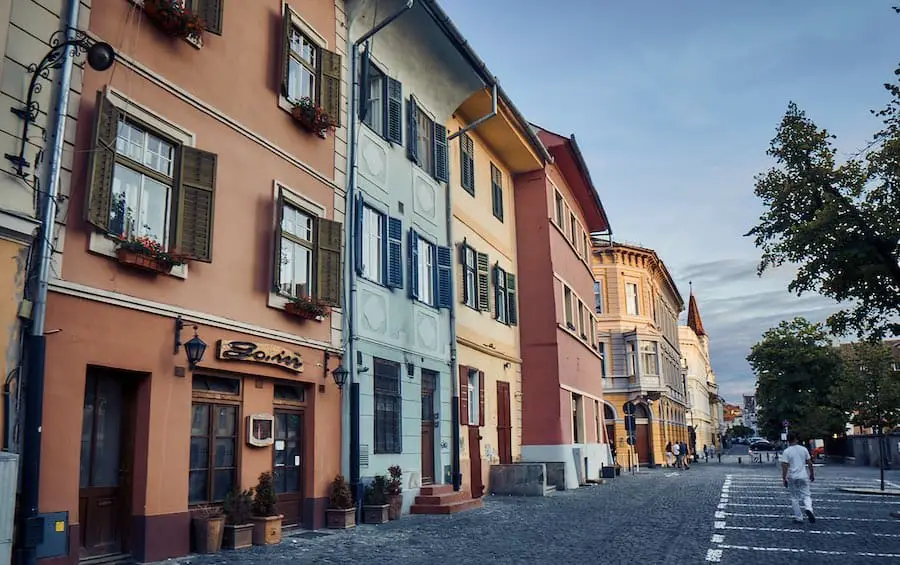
[746, 7, 900, 339]
[835, 341, 900, 432]
[748, 318, 846, 440]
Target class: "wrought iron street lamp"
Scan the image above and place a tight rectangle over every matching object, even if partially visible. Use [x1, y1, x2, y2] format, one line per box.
[332, 366, 349, 391]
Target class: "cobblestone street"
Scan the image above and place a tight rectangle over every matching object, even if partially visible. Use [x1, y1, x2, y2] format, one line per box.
[152, 460, 899, 565]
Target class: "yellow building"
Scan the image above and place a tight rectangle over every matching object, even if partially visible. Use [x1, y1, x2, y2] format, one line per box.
[449, 88, 547, 496]
[592, 241, 687, 468]
[679, 291, 722, 453]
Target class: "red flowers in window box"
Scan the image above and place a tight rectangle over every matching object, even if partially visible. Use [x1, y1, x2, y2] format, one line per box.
[114, 234, 185, 275]
[284, 295, 330, 321]
[290, 97, 337, 138]
[142, 0, 204, 42]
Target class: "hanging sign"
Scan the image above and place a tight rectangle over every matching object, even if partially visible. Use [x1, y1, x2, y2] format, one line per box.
[217, 340, 303, 373]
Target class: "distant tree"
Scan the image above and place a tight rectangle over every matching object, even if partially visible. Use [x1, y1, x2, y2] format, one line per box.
[728, 424, 754, 438]
[745, 6, 900, 339]
[748, 318, 846, 440]
[834, 341, 900, 433]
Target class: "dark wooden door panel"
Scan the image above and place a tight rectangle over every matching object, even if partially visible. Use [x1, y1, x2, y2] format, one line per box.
[468, 426, 483, 498]
[496, 381, 512, 465]
[421, 371, 436, 485]
[274, 411, 304, 526]
[636, 423, 650, 466]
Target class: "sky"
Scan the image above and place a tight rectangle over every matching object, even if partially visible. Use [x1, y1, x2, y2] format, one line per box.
[439, 0, 900, 403]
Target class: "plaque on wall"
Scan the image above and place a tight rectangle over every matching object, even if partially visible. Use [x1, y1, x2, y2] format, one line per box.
[247, 413, 275, 447]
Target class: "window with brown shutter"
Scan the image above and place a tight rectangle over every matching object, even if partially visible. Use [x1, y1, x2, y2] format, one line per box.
[281, 6, 341, 127]
[85, 92, 218, 263]
[316, 218, 343, 306]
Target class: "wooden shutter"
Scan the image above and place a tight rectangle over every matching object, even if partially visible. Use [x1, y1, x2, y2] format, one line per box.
[319, 49, 342, 127]
[460, 134, 474, 192]
[407, 228, 419, 299]
[436, 245, 452, 308]
[457, 243, 467, 304]
[406, 97, 418, 163]
[476, 251, 490, 311]
[176, 147, 217, 262]
[386, 78, 402, 144]
[280, 4, 292, 97]
[478, 370, 485, 427]
[386, 216, 403, 288]
[458, 364, 469, 425]
[272, 188, 285, 292]
[506, 272, 518, 326]
[353, 195, 363, 275]
[85, 91, 118, 231]
[492, 265, 501, 319]
[316, 218, 343, 306]
[195, 0, 223, 35]
[492, 165, 504, 220]
[358, 46, 370, 122]
[433, 123, 449, 182]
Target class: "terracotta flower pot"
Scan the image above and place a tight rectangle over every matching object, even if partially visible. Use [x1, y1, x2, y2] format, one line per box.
[387, 494, 402, 520]
[325, 507, 356, 529]
[250, 515, 282, 546]
[115, 248, 173, 274]
[222, 524, 253, 550]
[192, 516, 224, 554]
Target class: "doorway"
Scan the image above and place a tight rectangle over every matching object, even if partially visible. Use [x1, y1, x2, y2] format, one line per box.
[468, 426, 483, 497]
[496, 381, 512, 464]
[273, 410, 304, 525]
[79, 368, 137, 559]
[420, 370, 437, 485]
[634, 403, 651, 466]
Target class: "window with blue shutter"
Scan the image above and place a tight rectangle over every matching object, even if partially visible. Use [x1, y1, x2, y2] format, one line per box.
[386, 78, 402, 145]
[436, 245, 453, 309]
[434, 123, 449, 183]
[407, 228, 419, 299]
[386, 216, 403, 288]
[406, 97, 419, 164]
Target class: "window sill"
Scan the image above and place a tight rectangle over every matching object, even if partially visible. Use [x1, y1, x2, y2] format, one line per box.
[267, 291, 335, 321]
[89, 232, 188, 279]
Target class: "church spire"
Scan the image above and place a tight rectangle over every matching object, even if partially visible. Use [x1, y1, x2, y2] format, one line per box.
[687, 282, 706, 337]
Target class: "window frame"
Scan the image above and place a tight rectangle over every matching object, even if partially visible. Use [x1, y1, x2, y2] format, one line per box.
[578, 301, 587, 339]
[491, 163, 504, 222]
[373, 358, 402, 454]
[462, 244, 477, 310]
[361, 63, 386, 136]
[640, 341, 660, 376]
[599, 342, 607, 378]
[188, 384, 240, 506]
[417, 236, 437, 307]
[467, 370, 480, 426]
[626, 341, 637, 377]
[495, 265, 508, 324]
[625, 282, 640, 316]
[277, 199, 318, 299]
[563, 285, 575, 329]
[361, 205, 386, 285]
[594, 280, 604, 314]
[286, 23, 320, 105]
[460, 133, 475, 195]
[554, 190, 564, 227]
[416, 104, 435, 177]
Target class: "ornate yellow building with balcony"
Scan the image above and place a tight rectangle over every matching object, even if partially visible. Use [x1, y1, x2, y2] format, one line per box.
[592, 242, 687, 468]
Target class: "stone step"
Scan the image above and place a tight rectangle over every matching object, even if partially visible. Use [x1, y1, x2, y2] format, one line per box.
[418, 484, 454, 496]
[410, 497, 483, 515]
[413, 491, 470, 505]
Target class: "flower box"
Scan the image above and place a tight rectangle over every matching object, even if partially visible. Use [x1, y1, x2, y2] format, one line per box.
[115, 248, 175, 274]
[362, 504, 389, 525]
[290, 98, 336, 138]
[142, 0, 203, 41]
[325, 508, 356, 529]
[284, 297, 329, 321]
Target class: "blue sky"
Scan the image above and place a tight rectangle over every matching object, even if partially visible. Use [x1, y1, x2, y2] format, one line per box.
[440, 0, 900, 403]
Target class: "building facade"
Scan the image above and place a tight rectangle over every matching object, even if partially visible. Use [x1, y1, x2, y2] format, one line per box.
[344, 0, 487, 510]
[38, 1, 348, 562]
[678, 291, 720, 452]
[515, 128, 611, 488]
[449, 88, 547, 496]
[593, 242, 686, 468]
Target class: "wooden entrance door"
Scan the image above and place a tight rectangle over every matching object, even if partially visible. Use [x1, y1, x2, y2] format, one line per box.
[496, 381, 512, 464]
[79, 369, 134, 558]
[274, 411, 303, 525]
[468, 426, 483, 497]
[420, 370, 436, 485]
[635, 422, 651, 465]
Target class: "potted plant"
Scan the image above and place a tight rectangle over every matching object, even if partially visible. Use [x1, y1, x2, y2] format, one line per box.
[113, 234, 185, 275]
[250, 472, 283, 546]
[325, 475, 356, 529]
[290, 96, 337, 137]
[362, 475, 389, 525]
[386, 465, 403, 520]
[142, 0, 204, 41]
[191, 504, 224, 554]
[222, 488, 253, 550]
[284, 295, 330, 321]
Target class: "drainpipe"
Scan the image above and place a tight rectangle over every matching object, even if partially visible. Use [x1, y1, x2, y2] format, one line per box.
[18, 1, 81, 563]
[344, 0, 414, 519]
[446, 83, 497, 142]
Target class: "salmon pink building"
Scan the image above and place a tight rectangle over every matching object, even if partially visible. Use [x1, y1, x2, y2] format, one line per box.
[37, 1, 348, 562]
[514, 127, 612, 488]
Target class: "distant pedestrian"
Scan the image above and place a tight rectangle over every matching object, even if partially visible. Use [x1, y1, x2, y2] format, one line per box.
[665, 441, 674, 468]
[610, 443, 617, 466]
[717, 446, 722, 463]
[782, 432, 816, 524]
[703, 444, 710, 462]
[672, 441, 682, 469]
[681, 442, 691, 470]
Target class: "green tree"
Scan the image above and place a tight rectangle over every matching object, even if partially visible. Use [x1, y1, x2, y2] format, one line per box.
[748, 318, 846, 440]
[746, 7, 900, 339]
[835, 341, 900, 432]
[728, 424, 754, 438]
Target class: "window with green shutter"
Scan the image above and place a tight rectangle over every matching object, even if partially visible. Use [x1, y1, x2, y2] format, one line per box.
[491, 163, 503, 221]
[85, 91, 218, 263]
[281, 6, 341, 127]
[460, 133, 475, 195]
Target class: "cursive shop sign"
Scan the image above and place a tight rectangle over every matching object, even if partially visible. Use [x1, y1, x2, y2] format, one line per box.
[216, 340, 303, 373]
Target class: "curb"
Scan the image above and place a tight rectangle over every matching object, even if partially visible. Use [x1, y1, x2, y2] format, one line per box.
[837, 487, 900, 496]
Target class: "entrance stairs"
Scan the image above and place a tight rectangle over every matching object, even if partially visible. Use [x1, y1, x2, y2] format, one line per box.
[409, 484, 483, 515]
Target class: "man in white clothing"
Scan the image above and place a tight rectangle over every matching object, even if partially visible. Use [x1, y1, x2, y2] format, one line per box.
[781, 432, 815, 523]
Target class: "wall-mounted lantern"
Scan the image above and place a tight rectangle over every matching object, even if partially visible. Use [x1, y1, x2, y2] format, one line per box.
[174, 315, 207, 369]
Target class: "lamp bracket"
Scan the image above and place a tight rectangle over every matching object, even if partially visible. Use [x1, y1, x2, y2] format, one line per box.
[174, 315, 199, 354]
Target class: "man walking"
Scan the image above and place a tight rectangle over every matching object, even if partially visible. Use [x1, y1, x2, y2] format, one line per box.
[781, 432, 815, 523]
[672, 441, 682, 469]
